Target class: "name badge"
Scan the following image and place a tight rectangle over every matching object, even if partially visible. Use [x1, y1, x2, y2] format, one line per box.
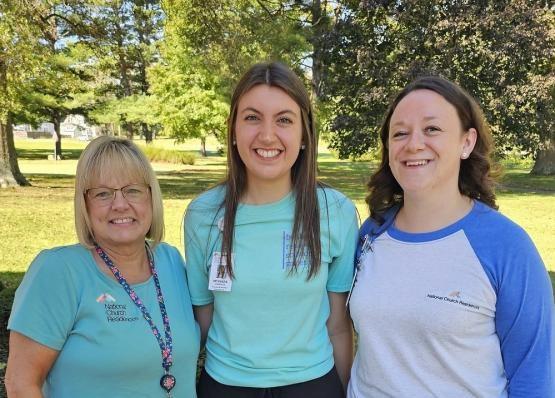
[208, 252, 233, 292]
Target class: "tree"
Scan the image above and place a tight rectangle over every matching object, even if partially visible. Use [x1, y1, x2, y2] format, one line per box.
[0, 0, 45, 187]
[323, 0, 554, 174]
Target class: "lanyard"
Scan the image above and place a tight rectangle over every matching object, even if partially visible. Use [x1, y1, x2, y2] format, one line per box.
[95, 243, 176, 397]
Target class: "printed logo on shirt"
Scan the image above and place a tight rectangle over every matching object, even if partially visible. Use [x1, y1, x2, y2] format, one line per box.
[96, 292, 140, 323]
[282, 232, 309, 270]
[96, 293, 116, 303]
[426, 290, 480, 310]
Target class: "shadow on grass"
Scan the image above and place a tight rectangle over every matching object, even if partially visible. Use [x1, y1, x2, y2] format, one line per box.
[1, 271, 25, 394]
[17, 147, 83, 160]
[24, 173, 76, 188]
[318, 161, 376, 201]
[157, 169, 226, 200]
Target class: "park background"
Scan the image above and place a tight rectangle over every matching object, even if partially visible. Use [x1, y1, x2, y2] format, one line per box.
[0, 1, 553, 396]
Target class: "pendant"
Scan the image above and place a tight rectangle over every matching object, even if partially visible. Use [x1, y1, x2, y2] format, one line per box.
[160, 373, 176, 393]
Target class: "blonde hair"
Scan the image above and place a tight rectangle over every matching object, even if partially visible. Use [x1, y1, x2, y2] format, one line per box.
[74, 136, 164, 248]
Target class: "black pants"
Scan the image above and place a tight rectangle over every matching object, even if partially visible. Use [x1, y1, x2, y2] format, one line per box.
[197, 366, 345, 398]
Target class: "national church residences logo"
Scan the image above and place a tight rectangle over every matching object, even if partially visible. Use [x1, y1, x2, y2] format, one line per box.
[426, 290, 480, 310]
[96, 292, 139, 323]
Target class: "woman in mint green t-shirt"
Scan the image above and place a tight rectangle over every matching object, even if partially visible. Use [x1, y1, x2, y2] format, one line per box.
[185, 61, 358, 398]
[6, 136, 199, 397]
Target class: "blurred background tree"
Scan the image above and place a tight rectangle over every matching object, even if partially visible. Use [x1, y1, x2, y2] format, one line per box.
[1, 0, 553, 188]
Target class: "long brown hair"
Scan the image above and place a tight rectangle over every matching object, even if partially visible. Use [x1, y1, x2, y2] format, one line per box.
[221, 61, 321, 279]
[367, 75, 499, 222]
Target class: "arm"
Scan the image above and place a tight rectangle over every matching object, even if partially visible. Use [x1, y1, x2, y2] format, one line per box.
[5, 332, 59, 398]
[327, 291, 354, 392]
[194, 303, 214, 347]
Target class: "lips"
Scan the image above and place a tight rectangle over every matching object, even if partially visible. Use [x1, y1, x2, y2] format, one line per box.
[255, 148, 282, 158]
[110, 217, 135, 224]
[404, 159, 430, 167]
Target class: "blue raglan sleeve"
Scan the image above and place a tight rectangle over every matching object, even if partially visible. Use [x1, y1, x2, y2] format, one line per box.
[472, 217, 553, 397]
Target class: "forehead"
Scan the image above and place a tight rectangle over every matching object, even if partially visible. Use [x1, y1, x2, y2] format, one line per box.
[238, 84, 300, 113]
[86, 154, 147, 188]
[391, 89, 459, 124]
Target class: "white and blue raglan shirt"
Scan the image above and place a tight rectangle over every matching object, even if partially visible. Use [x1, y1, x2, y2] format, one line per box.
[348, 201, 553, 398]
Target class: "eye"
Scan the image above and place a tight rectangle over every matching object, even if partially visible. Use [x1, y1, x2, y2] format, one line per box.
[391, 130, 408, 139]
[92, 189, 113, 200]
[277, 116, 293, 125]
[424, 126, 441, 135]
[244, 114, 259, 121]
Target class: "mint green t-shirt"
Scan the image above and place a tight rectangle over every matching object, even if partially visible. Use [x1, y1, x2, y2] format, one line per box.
[8, 243, 200, 398]
[184, 186, 358, 387]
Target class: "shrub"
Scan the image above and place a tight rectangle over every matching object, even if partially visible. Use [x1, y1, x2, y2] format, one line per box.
[141, 146, 196, 165]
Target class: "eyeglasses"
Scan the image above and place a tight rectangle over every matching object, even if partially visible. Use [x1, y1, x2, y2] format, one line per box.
[85, 183, 150, 205]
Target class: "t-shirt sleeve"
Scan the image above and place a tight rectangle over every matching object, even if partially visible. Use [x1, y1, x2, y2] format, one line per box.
[184, 209, 214, 306]
[8, 250, 79, 351]
[327, 197, 358, 292]
[480, 227, 553, 397]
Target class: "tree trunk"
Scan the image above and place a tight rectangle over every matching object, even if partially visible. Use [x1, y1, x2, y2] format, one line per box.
[531, 138, 555, 175]
[200, 137, 207, 157]
[0, 115, 29, 187]
[142, 123, 152, 143]
[53, 116, 62, 160]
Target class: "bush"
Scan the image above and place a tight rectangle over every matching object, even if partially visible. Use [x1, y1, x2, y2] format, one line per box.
[141, 146, 196, 165]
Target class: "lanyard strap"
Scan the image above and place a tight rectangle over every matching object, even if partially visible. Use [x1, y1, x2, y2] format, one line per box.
[95, 244, 174, 372]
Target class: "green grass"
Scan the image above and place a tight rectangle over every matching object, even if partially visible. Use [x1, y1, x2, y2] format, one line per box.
[1, 137, 554, 395]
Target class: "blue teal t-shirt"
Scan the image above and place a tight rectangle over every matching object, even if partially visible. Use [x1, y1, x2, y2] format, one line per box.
[8, 243, 200, 398]
[184, 186, 358, 387]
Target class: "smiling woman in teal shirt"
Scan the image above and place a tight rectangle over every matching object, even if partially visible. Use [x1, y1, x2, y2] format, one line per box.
[6, 136, 200, 398]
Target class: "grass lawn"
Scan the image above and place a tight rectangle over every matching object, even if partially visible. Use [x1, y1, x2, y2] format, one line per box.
[0, 137, 554, 394]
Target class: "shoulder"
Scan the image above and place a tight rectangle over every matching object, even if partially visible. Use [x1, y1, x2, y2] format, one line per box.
[464, 201, 536, 250]
[317, 186, 356, 215]
[462, 201, 546, 290]
[30, 244, 89, 272]
[187, 185, 226, 213]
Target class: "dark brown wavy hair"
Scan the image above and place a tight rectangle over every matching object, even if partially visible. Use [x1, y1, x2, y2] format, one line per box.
[367, 75, 499, 223]
[221, 61, 322, 279]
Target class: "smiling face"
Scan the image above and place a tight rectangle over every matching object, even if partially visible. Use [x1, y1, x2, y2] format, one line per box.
[234, 84, 303, 196]
[86, 173, 152, 251]
[388, 89, 476, 200]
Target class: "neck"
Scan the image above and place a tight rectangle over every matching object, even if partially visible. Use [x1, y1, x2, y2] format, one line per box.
[396, 189, 472, 233]
[93, 241, 150, 283]
[242, 177, 292, 205]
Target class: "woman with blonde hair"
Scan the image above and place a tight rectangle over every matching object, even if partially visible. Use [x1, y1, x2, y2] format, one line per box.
[6, 136, 199, 397]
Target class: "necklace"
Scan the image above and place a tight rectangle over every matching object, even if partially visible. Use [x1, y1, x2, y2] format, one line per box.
[95, 243, 176, 397]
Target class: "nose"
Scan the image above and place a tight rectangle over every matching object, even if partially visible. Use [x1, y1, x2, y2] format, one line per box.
[111, 189, 130, 210]
[258, 120, 276, 144]
[406, 130, 425, 152]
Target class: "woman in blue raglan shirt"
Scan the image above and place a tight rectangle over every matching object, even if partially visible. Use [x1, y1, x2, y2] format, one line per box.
[6, 136, 199, 397]
[347, 76, 553, 397]
[184, 61, 358, 397]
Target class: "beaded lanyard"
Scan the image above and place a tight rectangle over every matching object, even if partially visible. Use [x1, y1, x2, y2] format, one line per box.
[95, 243, 176, 397]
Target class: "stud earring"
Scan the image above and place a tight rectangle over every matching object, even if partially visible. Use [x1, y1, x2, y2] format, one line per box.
[232, 140, 236, 146]
[301, 144, 306, 150]
[461, 152, 468, 159]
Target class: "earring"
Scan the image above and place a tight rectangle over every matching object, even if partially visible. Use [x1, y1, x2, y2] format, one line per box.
[232, 140, 236, 146]
[461, 152, 468, 159]
[301, 144, 306, 150]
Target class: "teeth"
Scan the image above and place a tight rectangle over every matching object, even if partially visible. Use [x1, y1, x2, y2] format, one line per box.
[256, 149, 281, 158]
[112, 218, 133, 224]
[405, 160, 428, 166]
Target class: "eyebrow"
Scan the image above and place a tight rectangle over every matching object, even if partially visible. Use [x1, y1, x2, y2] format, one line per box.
[390, 115, 440, 128]
[240, 107, 298, 118]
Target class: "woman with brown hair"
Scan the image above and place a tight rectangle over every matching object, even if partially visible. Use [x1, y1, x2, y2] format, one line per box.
[347, 76, 553, 397]
[184, 61, 358, 397]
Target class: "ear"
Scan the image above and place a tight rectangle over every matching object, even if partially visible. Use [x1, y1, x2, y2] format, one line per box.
[461, 128, 477, 159]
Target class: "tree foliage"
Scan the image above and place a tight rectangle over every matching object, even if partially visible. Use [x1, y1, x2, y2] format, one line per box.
[323, 0, 554, 166]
